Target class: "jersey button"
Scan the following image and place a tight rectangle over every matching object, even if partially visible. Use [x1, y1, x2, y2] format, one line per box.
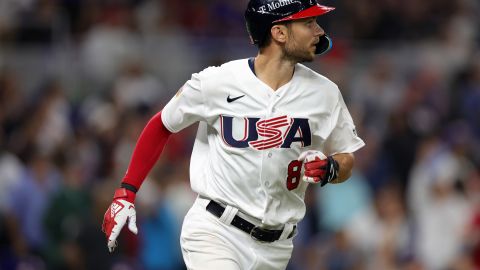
[267, 152, 272, 158]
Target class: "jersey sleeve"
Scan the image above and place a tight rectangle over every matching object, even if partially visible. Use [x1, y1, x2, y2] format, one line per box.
[323, 91, 365, 155]
[161, 72, 207, 133]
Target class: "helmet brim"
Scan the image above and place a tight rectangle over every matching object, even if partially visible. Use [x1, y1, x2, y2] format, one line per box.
[273, 4, 335, 23]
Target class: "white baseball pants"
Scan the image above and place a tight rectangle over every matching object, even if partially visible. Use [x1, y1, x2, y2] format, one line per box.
[180, 196, 295, 270]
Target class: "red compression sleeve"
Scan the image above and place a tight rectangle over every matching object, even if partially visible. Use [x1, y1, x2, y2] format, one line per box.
[121, 111, 172, 190]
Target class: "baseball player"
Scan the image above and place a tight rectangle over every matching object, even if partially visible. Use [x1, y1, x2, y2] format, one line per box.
[102, 0, 365, 269]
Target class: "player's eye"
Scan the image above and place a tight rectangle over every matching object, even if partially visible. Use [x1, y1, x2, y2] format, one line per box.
[305, 19, 316, 27]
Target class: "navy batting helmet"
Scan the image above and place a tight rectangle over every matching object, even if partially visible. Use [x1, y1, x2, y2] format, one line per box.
[245, 0, 335, 55]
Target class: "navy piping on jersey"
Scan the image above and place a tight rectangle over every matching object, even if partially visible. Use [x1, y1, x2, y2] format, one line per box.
[248, 57, 256, 75]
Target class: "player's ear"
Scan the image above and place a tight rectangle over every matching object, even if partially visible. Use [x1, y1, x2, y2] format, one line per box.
[270, 24, 289, 44]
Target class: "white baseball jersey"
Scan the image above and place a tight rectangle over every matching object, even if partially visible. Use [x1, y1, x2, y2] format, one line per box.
[162, 58, 365, 227]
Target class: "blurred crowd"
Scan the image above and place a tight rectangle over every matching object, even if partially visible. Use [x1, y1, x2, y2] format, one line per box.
[0, 0, 480, 270]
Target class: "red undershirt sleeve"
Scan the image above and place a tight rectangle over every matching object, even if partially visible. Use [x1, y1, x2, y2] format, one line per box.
[121, 110, 172, 190]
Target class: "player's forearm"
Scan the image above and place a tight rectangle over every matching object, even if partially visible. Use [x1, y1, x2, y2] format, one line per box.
[121, 110, 172, 190]
[330, 153, 354, 183]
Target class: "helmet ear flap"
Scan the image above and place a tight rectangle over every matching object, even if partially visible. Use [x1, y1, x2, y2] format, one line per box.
[245, 11, 276, 46]
[315, 34, 332, 55]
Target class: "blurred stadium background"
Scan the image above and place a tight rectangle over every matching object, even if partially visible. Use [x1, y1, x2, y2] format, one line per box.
[0, 0, 479, 269]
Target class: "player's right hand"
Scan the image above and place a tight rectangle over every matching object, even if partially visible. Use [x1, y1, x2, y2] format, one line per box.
[298, 150, 339, 186]
[102, 188, 138, 252]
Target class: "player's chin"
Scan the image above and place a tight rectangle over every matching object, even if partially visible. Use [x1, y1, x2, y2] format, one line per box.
[304, 49, 316, 62]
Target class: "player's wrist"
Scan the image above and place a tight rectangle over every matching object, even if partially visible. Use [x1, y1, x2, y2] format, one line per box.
[321, 156, 339, 186]
[113, 187, 136, 203]
[120, 182, 138, 193]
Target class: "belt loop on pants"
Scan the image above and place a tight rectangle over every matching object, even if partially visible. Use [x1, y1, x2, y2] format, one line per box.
[218, 204, 238, 225]
[205, 199, 296, 243]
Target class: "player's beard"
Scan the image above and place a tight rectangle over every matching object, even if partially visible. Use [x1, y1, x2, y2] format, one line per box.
[282, 38, 315, 63]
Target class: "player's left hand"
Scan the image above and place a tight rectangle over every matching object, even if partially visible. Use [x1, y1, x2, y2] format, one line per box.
[298, 150, 339, 186]
[102, 188, 138, 252]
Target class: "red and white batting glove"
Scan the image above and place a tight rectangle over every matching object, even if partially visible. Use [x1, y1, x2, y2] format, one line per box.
[102, 187, 138, 252]
[298, 150, 339, 186]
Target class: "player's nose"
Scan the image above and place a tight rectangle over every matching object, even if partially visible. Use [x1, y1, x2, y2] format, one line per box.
[314, 22, 324, 36]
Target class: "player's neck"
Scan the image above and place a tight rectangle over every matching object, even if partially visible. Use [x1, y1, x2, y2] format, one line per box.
[254, 53, 295, 91]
